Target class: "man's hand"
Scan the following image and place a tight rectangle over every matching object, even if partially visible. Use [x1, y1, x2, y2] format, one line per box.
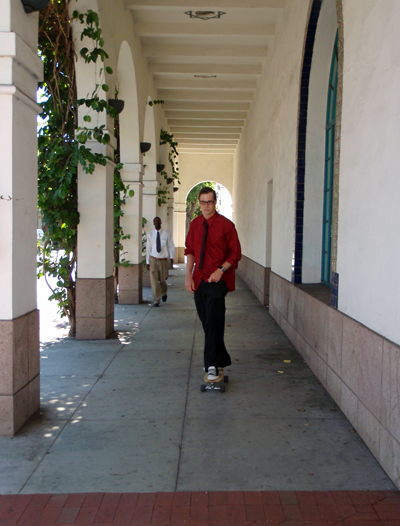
[208, 267, 224, 283]
[170, 259, 174, 268]
[146, 264, 150, 271]
[185, 276, 195, 294]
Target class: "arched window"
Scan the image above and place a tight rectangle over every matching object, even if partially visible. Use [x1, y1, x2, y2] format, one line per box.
[321, 32, 338, 284]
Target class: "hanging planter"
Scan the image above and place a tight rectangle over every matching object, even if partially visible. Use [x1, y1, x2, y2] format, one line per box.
[173, 187, 179, 192]
[166, 177, 174, 185]
[108, 99, 125, 114]
[21, 0, 50, 13]
[140, 142, 151, 154]
[156, 164, 165, 173]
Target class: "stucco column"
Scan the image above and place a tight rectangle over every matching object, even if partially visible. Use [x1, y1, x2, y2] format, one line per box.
[0, 2, 42, 434]
[142, 179, 158, 228]
[118, 163, 144, 304]
[142, 179, 157, 288]
[173, 201, 186, 263]
[75, 140, 115, 339]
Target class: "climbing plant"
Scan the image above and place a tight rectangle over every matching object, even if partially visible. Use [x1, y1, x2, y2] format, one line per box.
[158, 129, 180, 206]
[37, 1, 132, 335]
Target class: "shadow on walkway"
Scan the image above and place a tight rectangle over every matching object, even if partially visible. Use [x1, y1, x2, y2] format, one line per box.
[0, 265, 395, 496]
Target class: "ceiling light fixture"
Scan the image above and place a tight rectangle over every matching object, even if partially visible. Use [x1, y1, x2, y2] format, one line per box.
[184, 10, 226, 20]
[194, 75, 217, 78]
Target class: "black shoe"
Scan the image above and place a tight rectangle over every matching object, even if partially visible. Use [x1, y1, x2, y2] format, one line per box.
[152, 302, 160, 307]
[162, 295, 167, 302]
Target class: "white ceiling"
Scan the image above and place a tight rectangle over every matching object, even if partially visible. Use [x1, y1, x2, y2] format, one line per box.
[125, 0, 286, 154]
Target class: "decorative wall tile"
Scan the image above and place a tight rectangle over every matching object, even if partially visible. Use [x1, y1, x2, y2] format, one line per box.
[292, 0, 323, 284]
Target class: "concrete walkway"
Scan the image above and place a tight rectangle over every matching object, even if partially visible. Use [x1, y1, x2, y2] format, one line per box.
[0, 266, 396, 496]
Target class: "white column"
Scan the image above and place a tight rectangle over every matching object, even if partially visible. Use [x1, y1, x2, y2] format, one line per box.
[142, 180, 158, 231]
[0, 0, 42, 435]
[173, 200, 187, 263]
[118, 163, 144, 304]
[75, 139, 115, 339]
[166, 195, 174, 237]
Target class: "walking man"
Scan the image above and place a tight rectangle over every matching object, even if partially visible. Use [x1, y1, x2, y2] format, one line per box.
[146, 216, 175, 307]
[185, 187, 241, 380]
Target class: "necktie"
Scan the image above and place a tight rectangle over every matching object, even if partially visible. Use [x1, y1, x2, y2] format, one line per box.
[156, 231, 161, 253]
[198, 221, 208, 270]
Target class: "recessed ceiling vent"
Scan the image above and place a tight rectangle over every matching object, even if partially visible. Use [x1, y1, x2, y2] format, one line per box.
[194, 75, 217, 78]
[184, 10, 226, 20]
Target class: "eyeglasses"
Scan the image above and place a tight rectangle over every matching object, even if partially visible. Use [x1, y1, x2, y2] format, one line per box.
[199, 200, 215, 206]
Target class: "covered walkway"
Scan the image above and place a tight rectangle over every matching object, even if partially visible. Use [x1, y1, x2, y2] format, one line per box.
[0, 265, 399, 523]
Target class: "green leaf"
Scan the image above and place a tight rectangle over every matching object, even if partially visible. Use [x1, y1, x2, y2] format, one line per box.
[128, 190, 134, 198]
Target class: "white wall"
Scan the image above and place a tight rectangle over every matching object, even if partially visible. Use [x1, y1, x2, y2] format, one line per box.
[178, 153, 234, 200]
[338, 0, 400, 345]
[302, 0, 337, 283]
[233, 1, 310, 278]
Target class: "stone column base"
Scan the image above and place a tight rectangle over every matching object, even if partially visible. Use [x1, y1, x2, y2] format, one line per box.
[118, 264, 143, 304]
[0, 310, 40, 436]
[175, 247, 185, 264]
[76, 277, 114, 339]
[142, 266, 151, 288]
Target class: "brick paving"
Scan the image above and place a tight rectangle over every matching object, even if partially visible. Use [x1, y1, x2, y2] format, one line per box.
[0, 491, 399, 525]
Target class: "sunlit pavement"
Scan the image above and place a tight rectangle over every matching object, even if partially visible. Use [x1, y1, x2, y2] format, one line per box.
[0, 265, 399, 525]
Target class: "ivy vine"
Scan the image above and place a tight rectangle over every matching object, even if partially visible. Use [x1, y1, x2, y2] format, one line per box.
[37, 2, 132, 336]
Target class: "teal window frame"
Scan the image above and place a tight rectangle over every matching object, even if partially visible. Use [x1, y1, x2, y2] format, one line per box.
[321, 32, 338, 285]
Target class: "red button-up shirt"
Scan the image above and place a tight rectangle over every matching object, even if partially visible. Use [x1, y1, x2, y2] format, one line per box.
[185, 212, 242, 292]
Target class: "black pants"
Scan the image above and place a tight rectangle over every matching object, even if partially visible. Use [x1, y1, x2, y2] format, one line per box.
[194, 279, 231, 372]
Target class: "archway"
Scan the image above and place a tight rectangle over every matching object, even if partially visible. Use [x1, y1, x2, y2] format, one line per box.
[116, 41, 143, 304]
[142, 97, 158, 235]
[118, 41, 140, 165]
[294, 0, 342, 294]
[185, 181, 233, 236]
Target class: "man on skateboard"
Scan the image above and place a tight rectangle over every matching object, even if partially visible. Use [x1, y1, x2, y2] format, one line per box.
[185, 187, 241, 380]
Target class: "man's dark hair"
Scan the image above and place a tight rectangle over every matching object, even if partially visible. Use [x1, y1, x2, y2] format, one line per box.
[198, 186, 217, 201]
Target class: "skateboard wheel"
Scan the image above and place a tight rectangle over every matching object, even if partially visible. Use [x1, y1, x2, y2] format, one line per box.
[200, 385, 206, 392]
[224, 376, 229, 383]
[220, 385, 225, 392]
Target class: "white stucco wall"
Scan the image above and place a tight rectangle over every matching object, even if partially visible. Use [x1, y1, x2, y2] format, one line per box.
[233, 1, 310, 278]
[178, 153, 233, 200]
[338, 0, 400, 345]
[302, 0, 337, 283]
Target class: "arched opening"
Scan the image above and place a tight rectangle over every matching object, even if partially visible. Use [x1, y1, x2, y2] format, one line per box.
[142, 98, 158, 234]
[117, 41, 140, 164]
[295, 0, 339, 286]
[321, 32, 338, 285]
[185, 181, 232, 236]
[143, 97, 157, 183]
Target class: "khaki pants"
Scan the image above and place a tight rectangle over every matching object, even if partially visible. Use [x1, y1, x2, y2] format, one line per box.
[150, 257, 169, 303]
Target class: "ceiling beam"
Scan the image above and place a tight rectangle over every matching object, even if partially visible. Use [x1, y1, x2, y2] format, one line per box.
[177, 138, 238, 144]
[165, 111, 247, 120]
[135, 22, 275, 37]
[148, 63, 262, 76]
[173, 132, 241, 139]
[162, 101, 250, 111]
[169, 126, 242, 134]
[158, 89, 254, 101]
[143, 44, 267, 58]
[154, 78, 257, 90]
[125, 0, 285, 8]
[168, 119, 244, 127]
[178, 146, 236, 152]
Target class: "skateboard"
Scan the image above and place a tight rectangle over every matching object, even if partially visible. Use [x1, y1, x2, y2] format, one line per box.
[200, 369, 229, 392]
